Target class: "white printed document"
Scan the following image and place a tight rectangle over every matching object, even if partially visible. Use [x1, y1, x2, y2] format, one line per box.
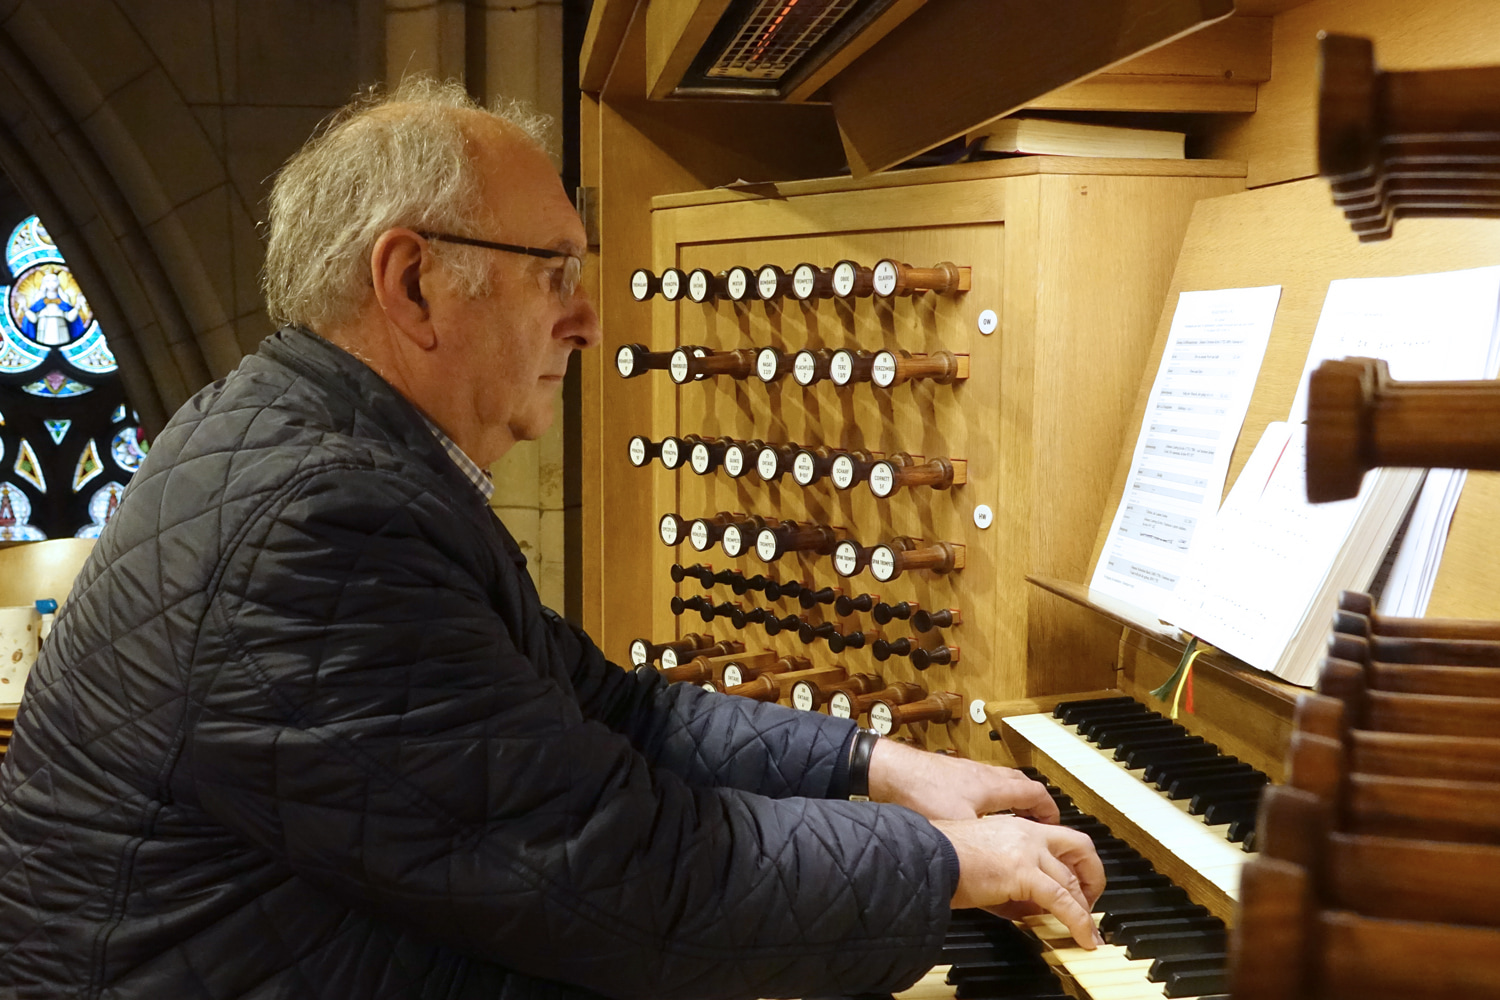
[1089, 286, 1281, 613]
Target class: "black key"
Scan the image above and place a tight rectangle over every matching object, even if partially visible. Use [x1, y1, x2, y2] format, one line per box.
[1122, 742, 1219, 769]
[1116, 731, 1206, 761]
[1154, 764, 1260, 793]
[1058, 820, 1113, 840]
[1111, 916, 1224, 948]
[1094, 886, 1191, 912]
[1227, 817, 1256, 844]
[1204, 798, 1263, 826]
[1099, 904, 1209, 935]
[1148, 952, 1229, 982]
[1169, 771, 1268, 801]
[1101, 856, 1155, 876]
[1098, 873, 1174, 892]
[1090, 720, 1187, 749]
[1124, 928, 1227, 960]
[1054, 696, 1141, 724]
[1166, 968, 1229, 998]
[1142, 756, 1243, 783]
[1079, 714, 1170, 741]
[1187, 781, 1269, 814]
[946, 959, 1048, 980]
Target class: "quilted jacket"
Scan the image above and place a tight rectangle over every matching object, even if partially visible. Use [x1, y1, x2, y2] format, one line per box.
[0, 328, 956, 1000]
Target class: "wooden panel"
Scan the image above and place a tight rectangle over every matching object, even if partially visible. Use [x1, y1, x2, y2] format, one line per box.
[827, 0, 1235, 176]
[1025, 75, 1257, 114]
[1204, 0, 1500, 188]
[579, 0, 640, 92]
[628, 163, 1241, 762]
[645, 0, 731, 101]
[783, 0, 930, 103]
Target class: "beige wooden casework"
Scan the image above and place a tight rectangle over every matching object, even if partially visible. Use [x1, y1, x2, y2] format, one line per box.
[601, 157, 1243, 759]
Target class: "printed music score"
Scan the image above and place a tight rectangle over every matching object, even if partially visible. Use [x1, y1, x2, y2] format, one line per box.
[1090, 285, 1281, 610]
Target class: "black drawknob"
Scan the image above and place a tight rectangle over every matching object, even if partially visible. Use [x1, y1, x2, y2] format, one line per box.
[872, 637, 914, 662]
[873, 601, 918, 625]
[800, 586, 839, 609]
[835, 592, 879, 617]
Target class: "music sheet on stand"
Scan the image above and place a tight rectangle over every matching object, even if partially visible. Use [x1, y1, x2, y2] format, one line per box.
[1089, 286, 1280, 615]
[1287, 265, 1500, 616]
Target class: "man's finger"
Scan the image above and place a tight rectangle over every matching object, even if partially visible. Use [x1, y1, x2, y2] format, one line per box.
[1039, 852, 1090, 919]
[1043, 825, 1107, 905]
[980, 776, 1059, 824]
[1023, 868, 1099, 950]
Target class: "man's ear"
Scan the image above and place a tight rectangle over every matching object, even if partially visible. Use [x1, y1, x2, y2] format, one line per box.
[370, 228, 438, 350]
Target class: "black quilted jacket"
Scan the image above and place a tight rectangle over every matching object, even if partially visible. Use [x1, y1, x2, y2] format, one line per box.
[0, 328, 955, 1000]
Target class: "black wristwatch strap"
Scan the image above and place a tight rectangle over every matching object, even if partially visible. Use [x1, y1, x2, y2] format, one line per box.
[847, 728, 880, 800]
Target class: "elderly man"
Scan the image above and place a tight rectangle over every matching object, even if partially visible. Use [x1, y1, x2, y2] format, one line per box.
[0, 81, 1102, 999]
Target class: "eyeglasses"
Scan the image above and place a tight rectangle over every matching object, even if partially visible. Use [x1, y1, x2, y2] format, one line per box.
[419, 231, 583, 306]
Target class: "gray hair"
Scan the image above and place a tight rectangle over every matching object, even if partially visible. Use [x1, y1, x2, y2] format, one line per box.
[262, 77, 552, 332]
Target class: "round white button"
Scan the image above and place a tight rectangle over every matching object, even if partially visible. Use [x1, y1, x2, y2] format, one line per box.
[722, 664, 743, 687]
[722, 525, 745, 557]
[969, 698, 989, 725]
[701, 681, 717, 692]
[830, 692, 853, 719]
[688, 271, 709, 301]
[830, 455, 856, 490]
[973, 504, 994, 529]
[661, 647, 680, 670]
[755, 348, 780, 382]
[793, 351, 818, 386]
[792, 683, 815, 711]
[978, 308, 998, 335]
[869, 461, 895, 497]
[757, 267, 779, 299]
[832, 262, 856, 297]
[629, 639, 649, 665]
[755, 529, 778, 562]
[870, 545, 897, 582]
[833, 541, 860, 577]
[724, 447, 745, 478]
[628, 437, 647, 467]
[660, 439, 680, 468]
[793, 265, 816, 299]
[726, 269, 748, 300]
[690, 444, 710, 475]
[630, 270, 650, 301]
[659, 516, 680, 546]
[615, 346, 635, 377]
[871, 351, 898, 387]
[660, 270, 681, 300]
[830, 350, 854, 386]
[668, 350, 691, 384]
[689, 520, 711, 551]
[757, 448, 779, 481]
[870, 702, 894, 735]
[792, 452, 816, 486]
[872, 260, 898, 297]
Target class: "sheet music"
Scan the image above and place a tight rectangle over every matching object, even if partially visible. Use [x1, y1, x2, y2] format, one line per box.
[1089, 286, 1281, 612]
[1288, 265, 1500, 421]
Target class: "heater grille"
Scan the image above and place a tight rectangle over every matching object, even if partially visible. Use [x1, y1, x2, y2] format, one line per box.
[704, 0, 863, 81]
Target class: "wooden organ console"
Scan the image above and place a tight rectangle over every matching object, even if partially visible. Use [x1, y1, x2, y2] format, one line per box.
[579, 2, 1500, 999]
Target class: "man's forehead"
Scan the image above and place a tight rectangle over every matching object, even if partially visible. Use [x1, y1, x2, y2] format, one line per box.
[467, 117, 584, 250]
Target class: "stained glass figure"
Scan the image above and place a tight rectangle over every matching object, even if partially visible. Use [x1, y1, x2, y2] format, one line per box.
[43, 419, 69, 445]
[22, 370, 91, 398]
[14, 437, 43, 492]
[75, 480, 125, 539]
[72, 438, 101, 492]
[111, 426, 147, 472]
[0, 482, 45, 541]
[111, 404, 126, 423]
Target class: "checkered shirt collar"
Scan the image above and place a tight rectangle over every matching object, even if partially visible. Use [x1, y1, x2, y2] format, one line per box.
[419, 414, 495, 502]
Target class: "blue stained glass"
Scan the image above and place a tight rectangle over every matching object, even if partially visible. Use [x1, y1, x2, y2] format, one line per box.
[75, 480, 125, 538]
[61, 322, 116, 373]
[43, 419, 70, 445]
[5, 217, 65, 277]
[0, 294, 47, 375]
[22, 370, 91, 398]
[111, 426, 147, 472]
[111, 404, 126, 423]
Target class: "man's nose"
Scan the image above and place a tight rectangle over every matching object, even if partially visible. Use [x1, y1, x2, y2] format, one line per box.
[562, 292, 601, 350]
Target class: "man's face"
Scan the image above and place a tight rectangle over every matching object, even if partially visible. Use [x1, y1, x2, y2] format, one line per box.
[431, 119, 599, 452]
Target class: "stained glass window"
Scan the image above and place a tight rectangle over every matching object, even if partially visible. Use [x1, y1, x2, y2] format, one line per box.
[0, 214, 138, 540]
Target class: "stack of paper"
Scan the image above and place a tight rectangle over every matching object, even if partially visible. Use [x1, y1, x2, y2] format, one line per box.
[1090, 264, 1500, 687]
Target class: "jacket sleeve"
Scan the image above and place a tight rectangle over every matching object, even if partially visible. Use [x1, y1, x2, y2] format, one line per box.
[541, 608, 864, 800]
[184, 470, 953, 1000]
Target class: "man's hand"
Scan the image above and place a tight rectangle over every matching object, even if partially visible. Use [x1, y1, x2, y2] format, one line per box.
[933, 815, 1106, 950]
[866, 738, 1059, 823]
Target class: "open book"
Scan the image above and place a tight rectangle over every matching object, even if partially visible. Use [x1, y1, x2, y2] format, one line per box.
[971, 118, 1185, 159]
